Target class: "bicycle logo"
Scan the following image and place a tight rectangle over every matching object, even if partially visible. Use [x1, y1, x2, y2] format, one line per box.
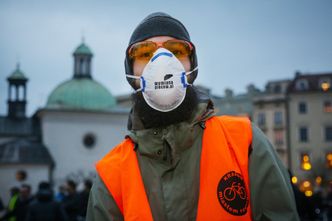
[223, 182, 247, 201]
[217, 171, 249, 216]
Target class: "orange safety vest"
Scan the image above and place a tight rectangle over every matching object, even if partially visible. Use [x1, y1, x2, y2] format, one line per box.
[96, 116, 253, 221]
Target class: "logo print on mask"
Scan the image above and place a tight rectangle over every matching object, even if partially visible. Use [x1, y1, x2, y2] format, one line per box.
[164, 74, 173, 81]
[154, 80, 174, 90]
[217, 171, 249, 216]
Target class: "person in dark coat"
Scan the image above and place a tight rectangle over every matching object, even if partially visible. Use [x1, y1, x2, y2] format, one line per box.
[0, 187, 19, 221]
[62, 180, 80, 221]
[326, 183, 332, 221]
[25, 181, 68, 221]
[77, 179, 92, 220]
[0, 185, 33, 221]
[0, 196, 4, 212]
[55, 185, 66, 203]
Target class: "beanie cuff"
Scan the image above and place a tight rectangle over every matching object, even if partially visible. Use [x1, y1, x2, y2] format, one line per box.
[129, 15, 191, 46]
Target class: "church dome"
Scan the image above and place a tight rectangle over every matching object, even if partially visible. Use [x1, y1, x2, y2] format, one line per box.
[46, 78, 116, 111]
[73, 43, 93, 55]
[8, 64, 27, 81]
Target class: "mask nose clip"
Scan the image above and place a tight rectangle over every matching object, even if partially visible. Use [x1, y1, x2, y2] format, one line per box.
[151, 51, 173, 62]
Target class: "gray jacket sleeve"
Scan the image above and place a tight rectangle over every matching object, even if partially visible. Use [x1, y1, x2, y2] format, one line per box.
[249, 124, 300, 221]
[86, 175, 124, 221]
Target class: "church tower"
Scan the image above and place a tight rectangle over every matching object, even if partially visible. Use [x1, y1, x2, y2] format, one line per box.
[46, 40, 116, 110]
[7, 63, 28, 118]
[73, 40, 93, 79]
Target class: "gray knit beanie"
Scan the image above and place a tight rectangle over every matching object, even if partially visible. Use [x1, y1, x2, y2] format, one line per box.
[125, 12, 198, 89]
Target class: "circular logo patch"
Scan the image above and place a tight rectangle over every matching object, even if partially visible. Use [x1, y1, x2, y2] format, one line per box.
[217, 171, 249, 216]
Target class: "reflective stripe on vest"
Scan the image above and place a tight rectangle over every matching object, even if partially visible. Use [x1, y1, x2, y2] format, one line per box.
[96, 116, 253, 221]
[8, 194, 18, 221]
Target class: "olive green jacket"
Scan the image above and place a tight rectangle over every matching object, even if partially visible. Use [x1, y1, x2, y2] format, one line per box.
[86, 92, 299, 221]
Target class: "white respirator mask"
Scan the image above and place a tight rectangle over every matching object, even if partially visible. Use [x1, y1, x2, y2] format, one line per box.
[127, 48, 198, 112]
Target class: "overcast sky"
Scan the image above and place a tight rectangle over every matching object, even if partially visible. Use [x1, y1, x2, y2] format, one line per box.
[1, 0, 331, 116]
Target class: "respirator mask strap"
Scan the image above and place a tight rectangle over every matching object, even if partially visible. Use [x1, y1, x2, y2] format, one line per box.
[126, 75, 145, 92]
[182, 66, 198, 87]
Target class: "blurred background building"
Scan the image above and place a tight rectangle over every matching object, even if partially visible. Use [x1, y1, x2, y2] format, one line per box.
[0, 42, 129, 203]
[252, 72, 332, 196]
[286, 72, 332, 196]
[253, 79, 290, 166]
[212, 84, 260, 118]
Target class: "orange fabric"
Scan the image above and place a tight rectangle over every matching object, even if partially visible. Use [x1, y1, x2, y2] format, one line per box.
[196, 116, 252, 221]
[96, 116, 252, 221]
[96, 139, 153, 221]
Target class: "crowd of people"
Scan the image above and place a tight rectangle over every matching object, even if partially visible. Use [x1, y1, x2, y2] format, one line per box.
[292, 183, 332, 221]
[0, 179, 92, 221]
[1, 177, 332, 221]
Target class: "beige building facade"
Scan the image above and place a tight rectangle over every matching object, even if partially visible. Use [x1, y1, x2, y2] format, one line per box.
[253, 80, 290, 167]
[288, 72, 332, 195]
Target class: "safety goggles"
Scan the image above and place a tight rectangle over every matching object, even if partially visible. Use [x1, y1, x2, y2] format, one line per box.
[128, 39, 193, 62]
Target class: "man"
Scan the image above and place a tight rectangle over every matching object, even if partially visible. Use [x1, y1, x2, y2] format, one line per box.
[0, 187, 19, 221]
[0, 185, 33, 221]
[62, 180, 80, 221]
[25, 181, 68, 221]
[326, 183, 332, 221]
[87, 12, 299, 221]
[77, 179, 93, 220]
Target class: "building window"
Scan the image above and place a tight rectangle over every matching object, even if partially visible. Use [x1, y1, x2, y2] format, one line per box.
[291, 176, 298, 184]
[315, 176, 322, 185]
[257, 113, 266, 127]
[326, 153, 332, 168]
[319, 78, 331, 91]
[299, 127, 308, 142]
[298, 102, 307, 114]
[79, 58, 86, 75]
[324, 101, 332, 113]
[273, 84, 281, 93]
[274, 131, 284, 145]
[274, 111, 283, 126]
[295, 79, 309, 91]
[83, 133, 96, 149]
[301, 153, 312, 171]
[325, 126, 332, 141]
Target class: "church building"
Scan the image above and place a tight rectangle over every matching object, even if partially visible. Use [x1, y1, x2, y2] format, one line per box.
[0, 42, 129, 203]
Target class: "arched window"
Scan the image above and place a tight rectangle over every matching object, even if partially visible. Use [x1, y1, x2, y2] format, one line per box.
[79, 58, 85, 75]
[273, 84, 281, 93]
[295, 79, 309, 91]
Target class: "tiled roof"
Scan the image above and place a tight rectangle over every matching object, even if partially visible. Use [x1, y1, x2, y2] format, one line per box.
[287, 72, 332, 93]
[0, 138, 54, 165]
[0, 117, 40, 137]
